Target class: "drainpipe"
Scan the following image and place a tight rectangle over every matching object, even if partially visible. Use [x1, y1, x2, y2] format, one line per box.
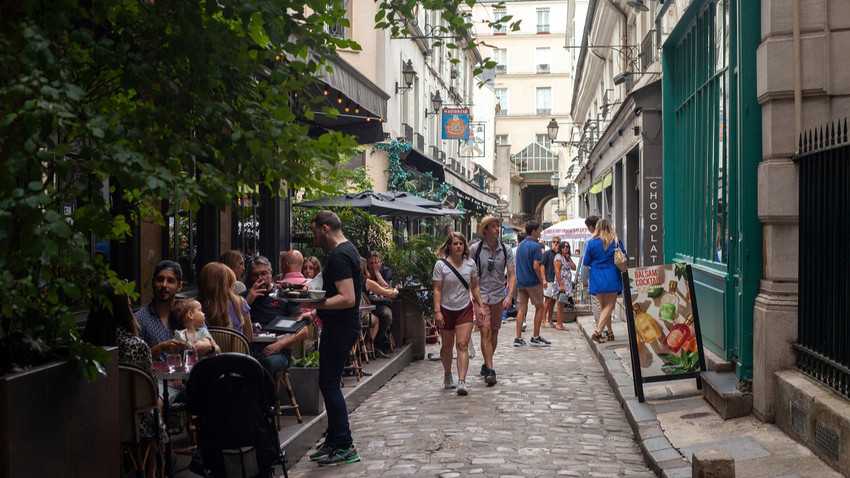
[607, 0, 629, 71]
[793, 0, 802, 151]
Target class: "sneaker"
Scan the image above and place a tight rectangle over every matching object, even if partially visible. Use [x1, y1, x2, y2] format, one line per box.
[513, 337, 526, 347]
[530, 336, 551, 347]
[485, 369, 497, 386]
[468, 340, 476, 358]
[480, 364, 488, 376]
[317, 444, 361, 466]
[444, 374, 456, 389]
[456, 380, 468, 396]
[309, 442, 332, 461]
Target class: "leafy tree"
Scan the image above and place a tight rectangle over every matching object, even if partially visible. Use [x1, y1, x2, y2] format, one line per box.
[0, 0, 516, 377]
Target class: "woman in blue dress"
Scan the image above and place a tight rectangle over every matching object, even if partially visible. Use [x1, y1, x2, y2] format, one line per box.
[582, 219, 628, 343]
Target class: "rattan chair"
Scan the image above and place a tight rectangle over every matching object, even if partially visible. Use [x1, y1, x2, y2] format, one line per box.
[118, 363, 161, 477]
[208, 326, 250, 354]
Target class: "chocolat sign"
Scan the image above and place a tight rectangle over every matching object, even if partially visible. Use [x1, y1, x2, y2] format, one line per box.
[442, 107, 469, 140]
[621, 263, 706, 402]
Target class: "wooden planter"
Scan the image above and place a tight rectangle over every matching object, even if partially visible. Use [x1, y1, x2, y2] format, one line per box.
[0, 348, 119, 478]
[287, 366, 323, 416]
[391, 292, 426, 360]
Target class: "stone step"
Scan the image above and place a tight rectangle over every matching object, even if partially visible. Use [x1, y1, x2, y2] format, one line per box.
[701, 371, 753, 419]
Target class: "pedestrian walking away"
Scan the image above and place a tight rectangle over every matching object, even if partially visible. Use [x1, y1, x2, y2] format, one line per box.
[470, 215, 516, 386]
[300, 210, 363, 466]
[514, 221, 552, 347]
[540, 235, 560, 328]
[553, 241, 576, 331]
[433, 231, 485, 396]
[582, 218, 628, 343]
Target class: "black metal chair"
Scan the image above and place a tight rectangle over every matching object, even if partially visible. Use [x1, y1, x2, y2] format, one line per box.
[186, 353, 287, 478]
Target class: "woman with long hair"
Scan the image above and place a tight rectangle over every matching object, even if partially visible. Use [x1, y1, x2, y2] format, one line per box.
[553, 241, 576, 330]
[302, 255, 323, 290]
[197, 262, 253, 342]
[219, 250, 247, 294]
[582, 219, 628, 342]
[432, 232, 485, 396]
[83, 285, 166, 478]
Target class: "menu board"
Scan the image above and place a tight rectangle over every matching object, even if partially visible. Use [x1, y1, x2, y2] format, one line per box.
[622, 263, 706, 402]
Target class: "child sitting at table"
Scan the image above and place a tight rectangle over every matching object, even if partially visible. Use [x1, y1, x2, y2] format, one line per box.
[172, 299, 219, 357]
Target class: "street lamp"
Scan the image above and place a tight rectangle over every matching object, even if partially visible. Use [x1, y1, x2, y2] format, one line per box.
[425, 90, 443, 117]
[549, 172, 560, 188]
[395, 59, 417, 94]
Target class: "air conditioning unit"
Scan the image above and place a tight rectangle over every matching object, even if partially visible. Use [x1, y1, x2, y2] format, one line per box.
[537, 64, 550, 74]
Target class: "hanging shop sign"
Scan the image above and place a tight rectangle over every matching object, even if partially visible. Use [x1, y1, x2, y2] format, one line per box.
[442, 108, 470, 140]
[622, 263, 707, 402]
[459, 122, 485, 157]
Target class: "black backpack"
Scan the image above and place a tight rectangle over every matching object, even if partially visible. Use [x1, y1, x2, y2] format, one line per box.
[473, 240, 507, 277]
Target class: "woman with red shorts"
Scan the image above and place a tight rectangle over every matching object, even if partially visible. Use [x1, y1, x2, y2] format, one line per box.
[433, 232, 485, 396]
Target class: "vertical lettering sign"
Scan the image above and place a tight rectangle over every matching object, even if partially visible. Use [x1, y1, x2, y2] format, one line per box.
[622, 264, 706, 402]
[643, 176, 662, 264]
[442, 107, 470, 140]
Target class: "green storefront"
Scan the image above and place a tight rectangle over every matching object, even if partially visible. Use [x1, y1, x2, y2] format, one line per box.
[661, 0, 762, 382]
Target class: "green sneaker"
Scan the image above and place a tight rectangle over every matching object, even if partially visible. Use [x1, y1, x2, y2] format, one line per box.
[309, 442, 332, 461]
[317, 444, 361, 466]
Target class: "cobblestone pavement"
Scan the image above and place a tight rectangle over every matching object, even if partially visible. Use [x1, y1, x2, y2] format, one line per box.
[288, 308, 653, 477]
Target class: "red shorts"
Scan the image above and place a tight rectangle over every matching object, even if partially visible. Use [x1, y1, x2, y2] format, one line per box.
[439, 303, 474, 331]
[472, 301, 504, 330]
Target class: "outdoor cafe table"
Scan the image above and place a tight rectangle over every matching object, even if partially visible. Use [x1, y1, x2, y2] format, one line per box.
[153, 358, 196, 477]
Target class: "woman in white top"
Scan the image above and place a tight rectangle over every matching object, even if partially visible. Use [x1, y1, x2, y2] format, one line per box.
[432, 232, 485, 396]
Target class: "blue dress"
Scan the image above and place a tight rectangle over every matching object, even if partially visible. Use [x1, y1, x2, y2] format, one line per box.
[582, 238, 628, 295]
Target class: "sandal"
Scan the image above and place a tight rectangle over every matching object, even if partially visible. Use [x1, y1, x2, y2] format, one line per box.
[591, 331, 604, 343]
[555, 325, 567, 331]
[606, 331, 615, 341]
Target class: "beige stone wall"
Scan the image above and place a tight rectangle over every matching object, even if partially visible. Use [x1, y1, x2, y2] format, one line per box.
[755, 0, 850, 422]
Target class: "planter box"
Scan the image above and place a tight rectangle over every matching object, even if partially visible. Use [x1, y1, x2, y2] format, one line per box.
[287, 367, 323, 416]
[0, 348, 119, 478]
[391, 293, 425, 360]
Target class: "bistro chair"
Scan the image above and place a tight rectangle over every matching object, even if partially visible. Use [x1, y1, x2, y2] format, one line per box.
[118, 363, 162, 478]
[275, 370, 303, 428]
[208, 326, 250, 354]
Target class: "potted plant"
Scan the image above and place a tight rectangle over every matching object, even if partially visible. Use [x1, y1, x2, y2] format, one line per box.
[287, 351, 323, 416]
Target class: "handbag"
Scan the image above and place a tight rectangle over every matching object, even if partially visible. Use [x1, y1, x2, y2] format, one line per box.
[614, 239, 628, 272]
[558, 292, 569, 304]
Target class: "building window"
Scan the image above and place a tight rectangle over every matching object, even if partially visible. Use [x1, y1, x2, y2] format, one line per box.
[493, 9, 507, 34]
[493, 49, 507, 75]
[535, 87, 551, 115]
[326, 0, 351, 40]
[536, 134, 552, 149]
[537, 8, 550, 34]
[536, 47, 551, 74]
[496, 134, 509, 145]
[495, 88, 508, 116]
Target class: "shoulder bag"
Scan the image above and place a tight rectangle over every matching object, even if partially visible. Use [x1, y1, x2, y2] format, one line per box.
[441, 258, 470, 290]
[614, 239, 628, 272]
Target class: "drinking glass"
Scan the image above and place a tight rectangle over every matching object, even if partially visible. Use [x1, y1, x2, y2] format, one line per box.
[166, 353, 183, 372]
[183, 344, 197, 367]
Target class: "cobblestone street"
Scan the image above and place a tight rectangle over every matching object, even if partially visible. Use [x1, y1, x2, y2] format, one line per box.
[288, 308, 652, 477]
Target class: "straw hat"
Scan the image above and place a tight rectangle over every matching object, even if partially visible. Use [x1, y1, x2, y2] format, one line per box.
[477, 215, 503, 238]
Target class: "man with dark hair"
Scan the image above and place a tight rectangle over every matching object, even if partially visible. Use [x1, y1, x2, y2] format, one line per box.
[137, 260, 187, 361]
[241, 255, 309, 379]
[514, 221, 551, 347]
[302, 210, 362, 466]
[366, 251, 394, 356]
[540, 236, 561, 327]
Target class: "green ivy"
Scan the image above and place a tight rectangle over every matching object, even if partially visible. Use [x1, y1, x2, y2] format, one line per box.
[373, 140, 454, 207]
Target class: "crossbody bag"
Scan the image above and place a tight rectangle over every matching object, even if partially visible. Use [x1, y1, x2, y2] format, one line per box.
[441, 258, 469, 290]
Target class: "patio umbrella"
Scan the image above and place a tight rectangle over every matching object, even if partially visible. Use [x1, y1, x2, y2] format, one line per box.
[541, 218, 592, 241]
[376, 190, 464, 217]
[294, 190, 440, 219]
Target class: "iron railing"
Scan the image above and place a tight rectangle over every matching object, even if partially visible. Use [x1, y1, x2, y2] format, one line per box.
[794, 118, 850, 399]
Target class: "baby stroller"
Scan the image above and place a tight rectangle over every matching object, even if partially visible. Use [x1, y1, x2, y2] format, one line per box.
[186, 353, 288, 478]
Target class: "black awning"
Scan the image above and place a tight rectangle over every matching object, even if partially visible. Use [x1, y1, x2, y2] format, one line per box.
[401, 149, 445, 182]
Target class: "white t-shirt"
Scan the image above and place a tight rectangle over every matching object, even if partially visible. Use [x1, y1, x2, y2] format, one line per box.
[432, 257, 478, 311]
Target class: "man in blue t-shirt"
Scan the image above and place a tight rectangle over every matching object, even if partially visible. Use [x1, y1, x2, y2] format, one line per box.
[513, 221, 551, 347]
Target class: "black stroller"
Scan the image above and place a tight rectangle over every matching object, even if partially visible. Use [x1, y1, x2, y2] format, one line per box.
[186, 353, 288, 478]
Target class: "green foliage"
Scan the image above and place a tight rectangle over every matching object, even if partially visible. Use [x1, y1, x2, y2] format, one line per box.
[374, 139, 453, 206]
[292, 206, 393, 261]
[292, 350, 320, 368]
[382, 234, 445, 319]
[0, 0, 505, 378]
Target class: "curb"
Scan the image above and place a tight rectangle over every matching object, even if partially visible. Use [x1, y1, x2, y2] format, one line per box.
[577, 317, 692, 478]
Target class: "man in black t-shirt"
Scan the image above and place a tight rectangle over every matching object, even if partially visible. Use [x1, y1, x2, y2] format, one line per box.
[300, 210, 362, 466]
[540, 236, 560, 327]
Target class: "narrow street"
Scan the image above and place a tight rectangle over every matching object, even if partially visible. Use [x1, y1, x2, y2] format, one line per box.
[288, 306, 653, 477]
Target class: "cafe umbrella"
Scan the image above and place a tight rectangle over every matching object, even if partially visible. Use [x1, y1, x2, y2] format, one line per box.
[294, 190, 441, 219]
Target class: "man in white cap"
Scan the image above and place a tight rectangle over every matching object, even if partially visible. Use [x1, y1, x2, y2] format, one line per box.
[470, 215, 516, 385]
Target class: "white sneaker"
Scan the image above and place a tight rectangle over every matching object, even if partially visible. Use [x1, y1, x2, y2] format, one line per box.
[443, 374, 456, 389]
[468, 340, 476, 358]
[456, 380, 468, 396]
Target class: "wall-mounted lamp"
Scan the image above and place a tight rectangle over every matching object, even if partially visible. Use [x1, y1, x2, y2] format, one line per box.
[627, 0, 649, 12]
[547, 118, 581, 147]
[395, 59, 417, 94]
[613, 70, 655, 85]
[549, 172, 561, 188]
[425, 90, 443, 117]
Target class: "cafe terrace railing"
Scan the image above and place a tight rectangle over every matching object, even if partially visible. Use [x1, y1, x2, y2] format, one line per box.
[793, 118, 850, 400]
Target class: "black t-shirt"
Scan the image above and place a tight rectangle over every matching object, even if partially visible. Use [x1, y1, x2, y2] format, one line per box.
[541, 249, 557, 282]
[320, 240, 362, 329]
[240, 291, 302, 328]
